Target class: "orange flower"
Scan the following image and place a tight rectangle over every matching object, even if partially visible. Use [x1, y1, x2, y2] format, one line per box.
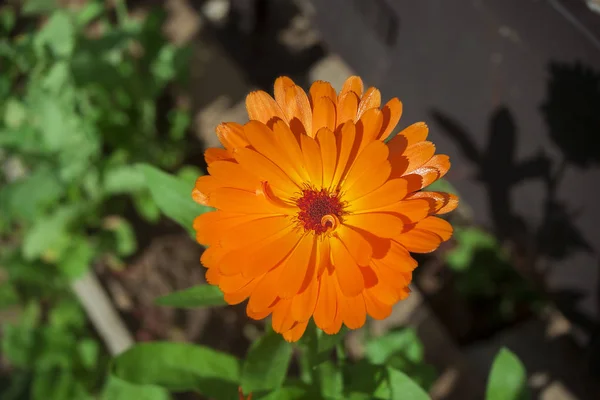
[193, 76, 458, 342]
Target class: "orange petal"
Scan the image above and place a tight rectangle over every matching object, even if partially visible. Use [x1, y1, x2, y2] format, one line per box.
[206, 267, 221, 285]
[356, 87, 381, 120]
[301, 134, 323, 188]
[216, 122, 249, 150]
[378, 98, 402, 141]
[309, 81, 337, 108]
[403, 141, 436, 175]
[344, 160, 391, 203]
[343, 140, 389, 190]
[344, 212, 404, 239]
[291, 275, 319, 322]
[321, 276, 344, 335]
[272, 298, 295, 333]
[272, 120, 311, 183]
[330, 237, 365, 296]
[364, 290, 392, 320]
[194, 211, 259, 245]
[396, 217, 452, 253]
[200, 245, 227, 269]
[248, 267, 284, 313]
[223, 276, 261, 305]
[402, 167, 441, 193]
[235, 147, 300, 197]
[356, 108, 384, 150]
[274, 76, 296, 109]
[378, 240, 418, 273]
[243, 121, 304, 186]
[336, 92, 360, 128]
[339, 76, 364, 99]
[208, 160, 260, 192]
[192, 175, 219, 206]
[219, 215, 292, 249]
[422, 154, 451, 180]
[283, 85, 312, 136]
[282, 320, 308, 342]
[331, 122, 357, 189]
[316, 128, 337, 190]
[246, 91, 286, 124]
[400, 122, 429, 145]
[341, 294, 366, 329]
[414, 216, 453, 241]
[369, 199, 431, 223]
[345, 178, 408, 212]
[312, 97, 336, 135]
[205, 148, 233, 165]
[313, 270, 338, 330]
[219, 273, 254, 293]
[335, 224, 372, 266]
[277, 233, 315, 298]
[367, 263, 402, 305]
[241, 228, 301, 278]
[246, 303, 273, 320]
[209, 187, 289, 214]
[406, 191, 459, 215]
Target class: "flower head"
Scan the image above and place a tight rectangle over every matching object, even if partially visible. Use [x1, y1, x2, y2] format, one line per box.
[193, 76, 458, 341]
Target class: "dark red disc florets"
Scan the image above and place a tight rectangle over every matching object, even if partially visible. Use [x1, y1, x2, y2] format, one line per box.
[296, 189, 343, 234]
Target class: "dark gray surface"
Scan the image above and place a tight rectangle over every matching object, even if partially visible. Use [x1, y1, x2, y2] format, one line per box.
[312, 0, 600, 335]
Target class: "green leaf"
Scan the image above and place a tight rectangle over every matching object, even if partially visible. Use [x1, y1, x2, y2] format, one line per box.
[486, 348, 530, 400]
[58, 238, 95, 279]
[0, 6, 16, 33]
[22, 206, 82, 261]
[103, 217, 137, 257]
[0, 166, 63, 223]
[76, 1, 104, 27]
[343, 360, 388, 397]
[316, 360, 343, 399]
[35, 11, 75, 57]
[23, 0, 58, 15]
[386, 368, 430, 400]
[256, 384, 312, 400]
[155, 284, 225, 308]
[446, 227, 499, 272]
[133, 191, 161, 223]
[137, 164, 211, 234]
[316, 326, 348, 354]
[102, 375, 170, 400]
[365, 328, 423, 365]
[113, 342, 240, 399]
[241, 330, 293, 393]
[77, 339, 99, 370]
[103, 165, 146, 195]
[4, 99, 26, 128]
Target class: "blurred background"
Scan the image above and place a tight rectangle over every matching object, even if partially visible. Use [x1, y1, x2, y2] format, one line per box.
[1, 0, 600, 398]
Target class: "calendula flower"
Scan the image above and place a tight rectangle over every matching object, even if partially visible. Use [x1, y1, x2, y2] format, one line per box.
[193, 76, 458, 342]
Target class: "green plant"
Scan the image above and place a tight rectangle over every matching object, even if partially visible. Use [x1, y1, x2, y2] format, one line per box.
[446, 226, 543, 321]
[0, 0, 192, 397]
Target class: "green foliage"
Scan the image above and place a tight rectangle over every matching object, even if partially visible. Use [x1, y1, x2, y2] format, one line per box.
[138, 164, 212, 235]
[445, 227, 543, 321]
[1, 1, 193, 398]
[241, 330, 293, 394]
[111, 342, 240, 399]
[486, 348, 530, 400]
[1, 300, 109, 400]
[155, 284, 226, 308]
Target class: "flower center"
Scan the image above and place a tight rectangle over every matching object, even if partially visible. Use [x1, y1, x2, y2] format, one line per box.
[296, 189, 343, 234]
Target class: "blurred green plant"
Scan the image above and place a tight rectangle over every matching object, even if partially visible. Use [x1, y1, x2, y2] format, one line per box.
[0, 0, 192, 397]
[446, 226, 543, 322]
